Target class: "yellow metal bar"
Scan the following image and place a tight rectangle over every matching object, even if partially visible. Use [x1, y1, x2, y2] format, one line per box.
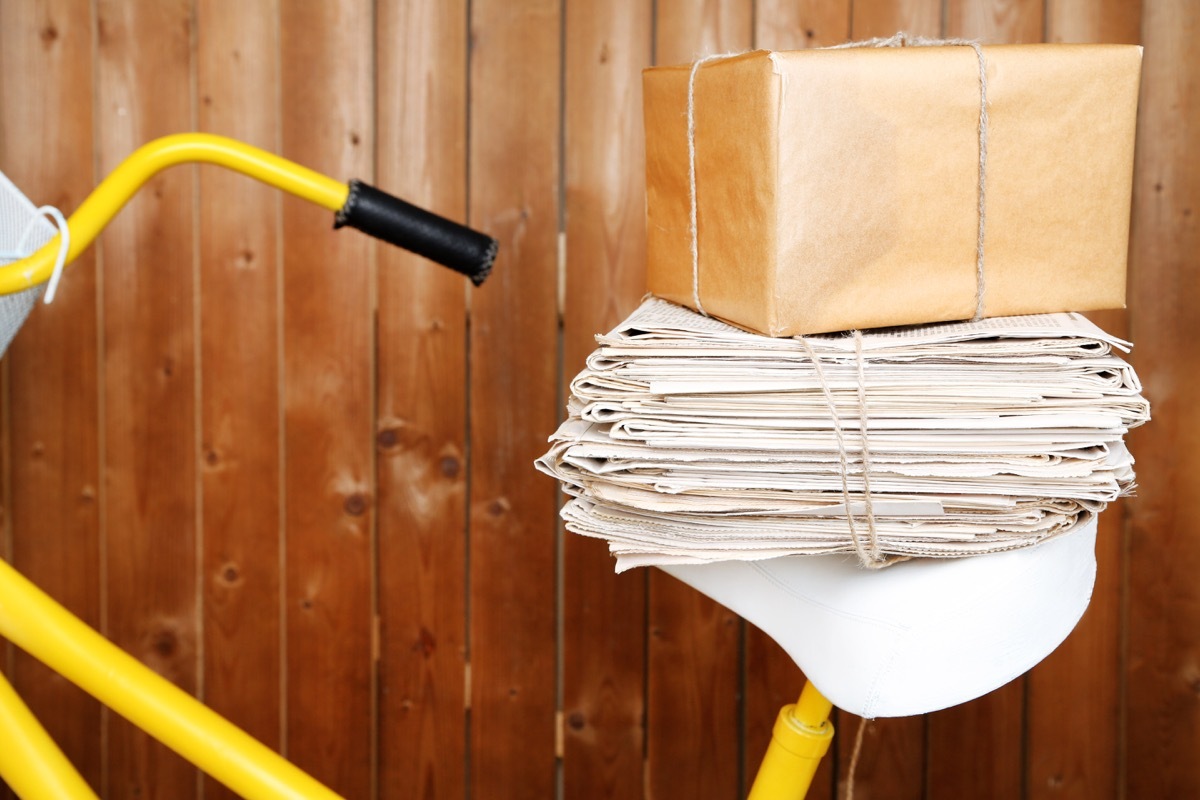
[792, 680, 834, 730]
[747, 681, 835, 800]
[0, 669, 99, 799]
[0, 132, 350, 295]
[0, 558, 343, 800]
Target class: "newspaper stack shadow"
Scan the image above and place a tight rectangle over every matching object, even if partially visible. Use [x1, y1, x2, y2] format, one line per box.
[537, 297, 1149, 716]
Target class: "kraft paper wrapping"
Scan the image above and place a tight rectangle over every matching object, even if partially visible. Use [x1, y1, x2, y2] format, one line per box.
[644, 45, 1143, 336]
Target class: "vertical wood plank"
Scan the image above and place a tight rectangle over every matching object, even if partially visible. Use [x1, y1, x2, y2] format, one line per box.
[95, 0, 199, 795]
[1029, 7, 1140, 799]
[375, 0, 470, 797]
[1125, 0, 1200, 797]
[657, 0, 753, 61]
[743, 9, 847, 800]
[649, 6, 751, 797]
[195, 2, 282, 797]
[851, 0, 941, 38]
[946, 0, 1045, 41]
[0, 0, 102, 792]
[838, 709, 925, 798]
[467, 0, 561, 797]
[1046, 0, 1141, 44]
[562, 0, 652, 798]
[279, 3, 375, 795]
[647, 572, 743, 800]
[927, 682, 1025, 799]
[926, 3, 1046, 799]
[839, 717, 926, 800]
[754, 0, 852, 49]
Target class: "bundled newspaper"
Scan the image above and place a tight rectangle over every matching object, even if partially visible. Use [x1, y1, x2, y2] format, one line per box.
[536, 298, 1149, 572]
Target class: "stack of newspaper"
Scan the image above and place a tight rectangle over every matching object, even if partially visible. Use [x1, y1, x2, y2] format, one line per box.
[537, 298, 1149, 572]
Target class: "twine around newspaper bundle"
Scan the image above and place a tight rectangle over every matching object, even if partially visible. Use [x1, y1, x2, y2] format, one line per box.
[686, 33, 990, 568]
[799, 332, 900, 569]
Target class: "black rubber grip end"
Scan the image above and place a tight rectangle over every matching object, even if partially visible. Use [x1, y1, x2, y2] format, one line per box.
[335, 180, 497, 286]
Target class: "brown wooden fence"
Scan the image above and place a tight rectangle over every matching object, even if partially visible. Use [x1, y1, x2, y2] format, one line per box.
[0, 1, 1195, 797]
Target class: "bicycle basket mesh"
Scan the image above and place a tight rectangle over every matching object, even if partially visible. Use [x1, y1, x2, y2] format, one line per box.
[0, 168, 54, 358]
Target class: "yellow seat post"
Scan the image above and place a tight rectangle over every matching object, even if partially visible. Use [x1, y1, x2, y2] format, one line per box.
[0, 668, 99, 799]
[0, 558, 343, 800]
[747, 680, 835, 800]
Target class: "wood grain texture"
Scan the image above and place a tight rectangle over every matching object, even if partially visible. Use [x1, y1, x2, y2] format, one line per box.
[1125, 0, 1200, 797]
[754, 0, 852, 48]
[655, 0, 753, 63]
[927, 681, 1025, 800]
[195, 7, 283, 799]
[1046, 0, 1141, 44]
[649, 5, 752, 798]
[279, 2, 375, 795]
[946, 0, 1045, 41]
[647, 573, 743, 800]
[467, 0, 562, 797]
[851, 0, 941, 38]
[1029, 6, 1140, 799]
[838, 716, 925, 800]
[375, 0, 470, 797]
[94, 0, 199, 795]
[0, 0, 102, 792]
[562, 0, 652, 797]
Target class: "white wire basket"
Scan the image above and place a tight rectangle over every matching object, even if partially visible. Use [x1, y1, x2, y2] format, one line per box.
[0, 169, 55, 358]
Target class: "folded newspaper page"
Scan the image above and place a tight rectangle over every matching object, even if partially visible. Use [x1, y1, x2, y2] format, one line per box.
[537, 298, 1149, 572]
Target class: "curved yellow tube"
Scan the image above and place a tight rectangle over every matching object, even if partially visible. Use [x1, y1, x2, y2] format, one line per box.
[747, 681, 835, 800]
[0, 558, 343, 800]
[0, 133, 350, 295]
[0, 670, 99, 799]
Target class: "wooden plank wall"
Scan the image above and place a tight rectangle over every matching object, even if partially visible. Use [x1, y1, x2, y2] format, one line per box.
[0, 1, 1194, 798]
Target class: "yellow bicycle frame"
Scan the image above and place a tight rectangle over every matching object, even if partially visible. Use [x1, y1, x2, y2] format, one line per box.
[0, 133, 833, 799]
[0, 559, 341, 799]
[0, 133, 348, 295]
[748, 682, 835, 799]
[0, 133, 355, 799]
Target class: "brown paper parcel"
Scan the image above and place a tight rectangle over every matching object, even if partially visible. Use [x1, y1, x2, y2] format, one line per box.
[643, 44, 1142, 336]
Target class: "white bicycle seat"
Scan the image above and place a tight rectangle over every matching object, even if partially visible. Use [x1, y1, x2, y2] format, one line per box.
[661, 515, 1097, 718]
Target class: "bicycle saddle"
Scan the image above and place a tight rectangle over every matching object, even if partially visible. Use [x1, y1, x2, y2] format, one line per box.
[661, 515, 1098, 718]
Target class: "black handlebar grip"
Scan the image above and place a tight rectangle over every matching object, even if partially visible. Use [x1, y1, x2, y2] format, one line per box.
[334, 180, 498, 286]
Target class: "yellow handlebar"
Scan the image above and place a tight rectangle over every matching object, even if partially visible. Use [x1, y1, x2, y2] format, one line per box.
[0, 133, 350, 295]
